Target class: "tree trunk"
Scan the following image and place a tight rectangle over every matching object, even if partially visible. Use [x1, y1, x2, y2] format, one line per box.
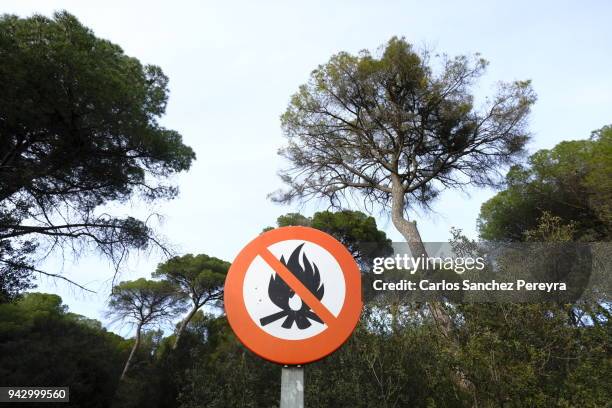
[390, 175, 474, 401]
[172, 306, 198, 350]
[390, 176, 427, 259]
[120, 323, 142, 381]
[390, 175, 453, 331]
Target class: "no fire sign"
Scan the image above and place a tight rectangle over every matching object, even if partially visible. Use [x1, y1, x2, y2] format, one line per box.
[224, 226, 362, 365]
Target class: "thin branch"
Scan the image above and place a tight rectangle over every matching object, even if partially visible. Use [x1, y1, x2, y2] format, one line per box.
[0, 259, 95, 293]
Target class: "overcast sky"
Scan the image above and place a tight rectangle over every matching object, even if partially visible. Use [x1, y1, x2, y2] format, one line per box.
[4, 0, 611, 333]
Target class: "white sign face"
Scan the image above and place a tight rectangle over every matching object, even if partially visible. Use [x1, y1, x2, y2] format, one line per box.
[243, 239, 346, 340]
[225, 226, 362, 364]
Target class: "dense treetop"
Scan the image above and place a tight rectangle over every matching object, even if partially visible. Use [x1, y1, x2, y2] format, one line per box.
[271, 37, 536, 260]
[0, 11, 195, 298]
[273, 37, 535, 208]
[269, 210, 393, 270]
[478, 125, 611, 241]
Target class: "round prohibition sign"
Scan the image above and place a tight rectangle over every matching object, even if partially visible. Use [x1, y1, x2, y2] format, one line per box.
[224, 226, 362, 365]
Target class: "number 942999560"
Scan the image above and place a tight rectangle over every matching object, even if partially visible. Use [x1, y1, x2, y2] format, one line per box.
[0, 387, 69, 402]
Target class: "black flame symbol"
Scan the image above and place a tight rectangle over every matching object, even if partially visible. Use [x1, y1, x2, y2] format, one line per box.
[259, 244, 324, 329]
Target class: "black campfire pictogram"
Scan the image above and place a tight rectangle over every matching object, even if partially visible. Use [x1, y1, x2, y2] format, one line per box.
[259, 244, 325, 329]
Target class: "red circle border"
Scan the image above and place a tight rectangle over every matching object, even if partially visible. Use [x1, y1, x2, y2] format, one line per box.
[224, 226, 362, 365]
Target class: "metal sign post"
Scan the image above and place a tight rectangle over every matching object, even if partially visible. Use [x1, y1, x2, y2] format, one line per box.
[280, 366, 303, 408]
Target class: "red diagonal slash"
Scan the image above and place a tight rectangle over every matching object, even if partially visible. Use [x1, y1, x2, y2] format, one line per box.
[258, 246, 337, 326]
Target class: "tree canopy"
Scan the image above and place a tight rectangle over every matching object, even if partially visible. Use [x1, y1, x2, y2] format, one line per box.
[154, 254, 230, 349]
[478, 125, 612, 241]
[0, 293, 129, 407]
[271, 37, 535, 257]
[270, 210, 393, 269]
[108, 279, 185, 328]
[0, 11, 195, 295]
[107, 278, 185, 380]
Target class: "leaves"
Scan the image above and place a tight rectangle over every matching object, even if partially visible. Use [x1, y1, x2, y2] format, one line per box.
[153, 254, 229, 307]
[0, 293, 129, 408]
[478, 125, 612, 241]
[107, 278, 186, 327]
[272, 37, 535, 211]
[0, 11, 195, 290]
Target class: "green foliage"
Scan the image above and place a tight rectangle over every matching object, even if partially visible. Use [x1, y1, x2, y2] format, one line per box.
[455, 303, 610, 407]
[153, 253, 230, 350]
[108, 278, 185, 328]
[177, 310, 468, 408]
[452, 209, 611, 407]
[154, 254, 229, 308]
[276, 212, 311, 227]
[273, 37, 535, 211]
[113, 330, 166, 408]
[0, 293, 129, 408]
[0, 11, 195, 293]
[306, 313, 464, 408]
[270, 210, 393, 270]
[178, 316, 279, 408]
[310, 210, 393, 267]
[0, 237, 35, 303]
[17, 292, 67, 315]
[479, 126, 612, 241]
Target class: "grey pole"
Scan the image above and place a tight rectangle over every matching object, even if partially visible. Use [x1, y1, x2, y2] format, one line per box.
[280, 365, 304, 408]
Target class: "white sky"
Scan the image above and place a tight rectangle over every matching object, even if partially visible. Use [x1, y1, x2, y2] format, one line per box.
[4, 0, 611, 333]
